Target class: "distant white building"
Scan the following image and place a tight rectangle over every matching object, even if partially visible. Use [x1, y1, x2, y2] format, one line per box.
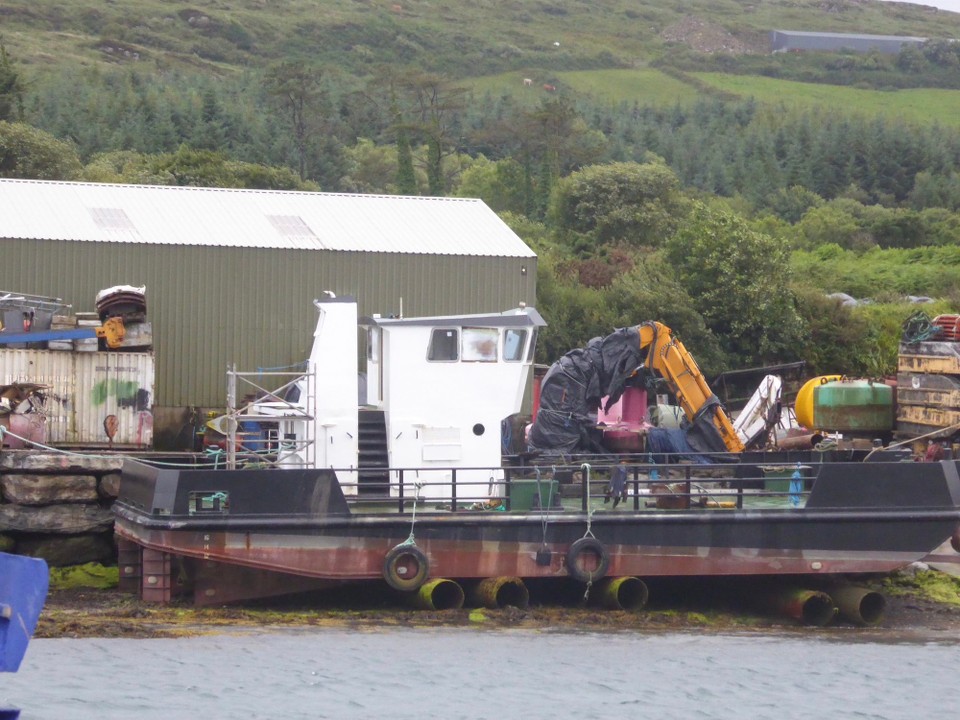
[771, 30, 927, 54]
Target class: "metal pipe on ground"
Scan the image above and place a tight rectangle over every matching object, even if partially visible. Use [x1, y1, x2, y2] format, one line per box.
[468, 577, 530, 609]
[404, 579, 465, 610]
[775, 433, 823, 451]
[831, 585, 886, 626]
[595, 576, 649, 611]
[763, 588, 837, 626]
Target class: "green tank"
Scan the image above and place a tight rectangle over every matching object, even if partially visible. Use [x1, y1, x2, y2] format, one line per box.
[813, 379, 894, 433]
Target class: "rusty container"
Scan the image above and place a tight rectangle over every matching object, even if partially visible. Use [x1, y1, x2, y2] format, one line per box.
[0, 349, 154, 448]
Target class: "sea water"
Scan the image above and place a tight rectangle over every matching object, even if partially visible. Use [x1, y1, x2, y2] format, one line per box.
[2, 628, 957, 720]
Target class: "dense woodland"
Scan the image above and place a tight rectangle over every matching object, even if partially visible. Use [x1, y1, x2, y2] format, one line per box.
[4, 0, 960, 379]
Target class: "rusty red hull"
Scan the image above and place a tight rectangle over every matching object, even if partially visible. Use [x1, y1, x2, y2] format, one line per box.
[113, 459, 960, 604]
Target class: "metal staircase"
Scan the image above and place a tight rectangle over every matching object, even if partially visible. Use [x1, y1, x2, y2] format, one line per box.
[358, 409, 389, 495]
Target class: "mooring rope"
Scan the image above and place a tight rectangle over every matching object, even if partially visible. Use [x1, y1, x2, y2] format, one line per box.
[580, 462, 596, 539]
[400, 479, 424, 546]
[578, 462, 605, 602]
[0, 425, 273, 469]
[537, 466, 553, 550]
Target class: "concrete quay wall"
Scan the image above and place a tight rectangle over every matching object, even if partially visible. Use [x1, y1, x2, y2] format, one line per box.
[0, 451, 123, 566]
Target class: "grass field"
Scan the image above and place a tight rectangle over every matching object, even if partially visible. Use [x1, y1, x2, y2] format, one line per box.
[471, 68, 705, 106]
[694, 73, 960, 128]
[471, 68, 960, 129]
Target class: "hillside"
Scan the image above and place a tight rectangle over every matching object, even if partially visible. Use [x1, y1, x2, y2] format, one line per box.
[2, 0, 959, 80]
[5, 1, 960, 377]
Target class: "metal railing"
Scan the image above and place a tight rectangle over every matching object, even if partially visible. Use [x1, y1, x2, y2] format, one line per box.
[338, 457, 813, 514]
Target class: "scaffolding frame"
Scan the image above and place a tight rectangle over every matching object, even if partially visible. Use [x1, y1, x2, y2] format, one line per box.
[221, 362, 317, 470]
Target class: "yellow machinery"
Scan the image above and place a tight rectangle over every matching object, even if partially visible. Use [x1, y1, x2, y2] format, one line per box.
[637, 321, 745, 454]
[94, 317, 126, 348]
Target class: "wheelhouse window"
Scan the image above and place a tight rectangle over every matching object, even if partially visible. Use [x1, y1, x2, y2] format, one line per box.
[428, 328, 459, 361]
[527, 328, 538, 362]
[503, 329, 527, 362]
[462, 327, 499, 362]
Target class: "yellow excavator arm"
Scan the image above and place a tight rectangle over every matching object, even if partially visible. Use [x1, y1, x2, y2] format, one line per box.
[637, 322, 745, 454]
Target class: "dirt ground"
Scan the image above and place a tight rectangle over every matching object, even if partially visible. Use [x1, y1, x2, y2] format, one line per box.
[34, 578, 960, 640]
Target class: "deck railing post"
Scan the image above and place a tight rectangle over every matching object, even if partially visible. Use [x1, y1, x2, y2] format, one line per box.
[398, 469, 405, 513]
[504, 468, 512, 512]
[581, 466, 589, 512]
[451, 468, 457, 512]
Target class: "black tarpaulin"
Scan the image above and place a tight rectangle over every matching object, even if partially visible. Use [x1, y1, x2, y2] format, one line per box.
[528, 327, 645, 455]
[528, 325, 732, 458]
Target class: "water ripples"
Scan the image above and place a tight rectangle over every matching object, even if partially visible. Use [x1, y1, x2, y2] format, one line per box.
[2, 628, 957, 720]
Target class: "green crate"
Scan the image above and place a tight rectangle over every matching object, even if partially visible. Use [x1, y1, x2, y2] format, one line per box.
[508, 479, 559, 511]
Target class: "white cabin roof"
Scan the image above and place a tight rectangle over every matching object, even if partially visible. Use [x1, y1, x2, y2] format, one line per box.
[363, 306, 546, 328]
[0, 179, 536, 258]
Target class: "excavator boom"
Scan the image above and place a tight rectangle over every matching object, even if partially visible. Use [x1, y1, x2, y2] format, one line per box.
[527, 320, 743, 456]
[638, 322, 744, 453]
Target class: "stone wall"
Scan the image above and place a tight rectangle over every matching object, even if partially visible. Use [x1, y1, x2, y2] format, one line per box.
[0, 451, 123, 566]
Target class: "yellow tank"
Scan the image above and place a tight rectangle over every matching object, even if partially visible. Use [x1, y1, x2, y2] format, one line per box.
[795, 375, 842, 429]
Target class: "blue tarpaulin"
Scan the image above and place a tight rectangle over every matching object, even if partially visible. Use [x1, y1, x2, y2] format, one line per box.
[0, 552, 49, 673]
[647, 427, 712, 464]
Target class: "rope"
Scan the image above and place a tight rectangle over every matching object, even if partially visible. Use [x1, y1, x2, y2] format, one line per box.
[580, 463, 596, 539]
[813, 437, 838, 453]
[536, 466, 554, 552]
[401, 479, 424, 546]
[205, 447, 224, 469]
[255, 360, 309, 373]
[577, 462, 599, 601]
[0, 424, 234, 468]
[901, 311, 941, 344]
[863, 421, 960, 462]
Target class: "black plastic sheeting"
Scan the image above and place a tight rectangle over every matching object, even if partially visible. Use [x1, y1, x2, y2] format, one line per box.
[527, 325, 729, 458]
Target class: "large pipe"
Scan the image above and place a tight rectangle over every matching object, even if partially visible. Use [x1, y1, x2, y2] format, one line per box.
[469, 577, 530, 609]
[595, 576, 649, 611]
[831, 585, 886, 626]
[404, 579, 465, 610]
[776, 433, 824, 451]
[763, 588, 837, 626]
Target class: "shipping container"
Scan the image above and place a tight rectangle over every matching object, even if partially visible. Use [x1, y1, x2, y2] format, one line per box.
[0, 349, 154, 448]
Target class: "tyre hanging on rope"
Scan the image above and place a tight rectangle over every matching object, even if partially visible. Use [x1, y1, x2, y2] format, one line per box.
[565, 537, 610, 583]
[383, 543, 430, 592]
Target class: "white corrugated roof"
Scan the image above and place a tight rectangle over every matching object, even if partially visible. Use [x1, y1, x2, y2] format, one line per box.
[0, 179, 535, 258]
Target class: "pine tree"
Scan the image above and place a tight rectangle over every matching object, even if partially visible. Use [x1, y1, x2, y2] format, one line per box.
[395, 123, 417, 195]
[0, 41, 25, 122]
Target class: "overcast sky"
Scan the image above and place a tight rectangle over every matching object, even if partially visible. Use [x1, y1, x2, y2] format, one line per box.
[882, 0, 960, 13]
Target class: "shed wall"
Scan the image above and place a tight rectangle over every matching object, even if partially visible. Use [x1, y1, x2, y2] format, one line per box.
[0, 239, 537, 408]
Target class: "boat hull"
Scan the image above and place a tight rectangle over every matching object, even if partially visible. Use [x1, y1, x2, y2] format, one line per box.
[113, 459, 960, 604]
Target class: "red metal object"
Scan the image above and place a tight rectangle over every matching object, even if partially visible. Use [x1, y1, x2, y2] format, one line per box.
[116, 538, 141, 595]
[140, 548, 172, 603]
[933, 314, 960, 341]
[114, 520, 929, 606]
[532, 367, 546, 421]
[598, 386, 649, 451]
[111, 459, 960, 606]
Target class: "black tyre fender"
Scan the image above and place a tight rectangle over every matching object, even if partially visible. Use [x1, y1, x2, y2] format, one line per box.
[383, 543, 430, 592]
[565, 537, 610, 583]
